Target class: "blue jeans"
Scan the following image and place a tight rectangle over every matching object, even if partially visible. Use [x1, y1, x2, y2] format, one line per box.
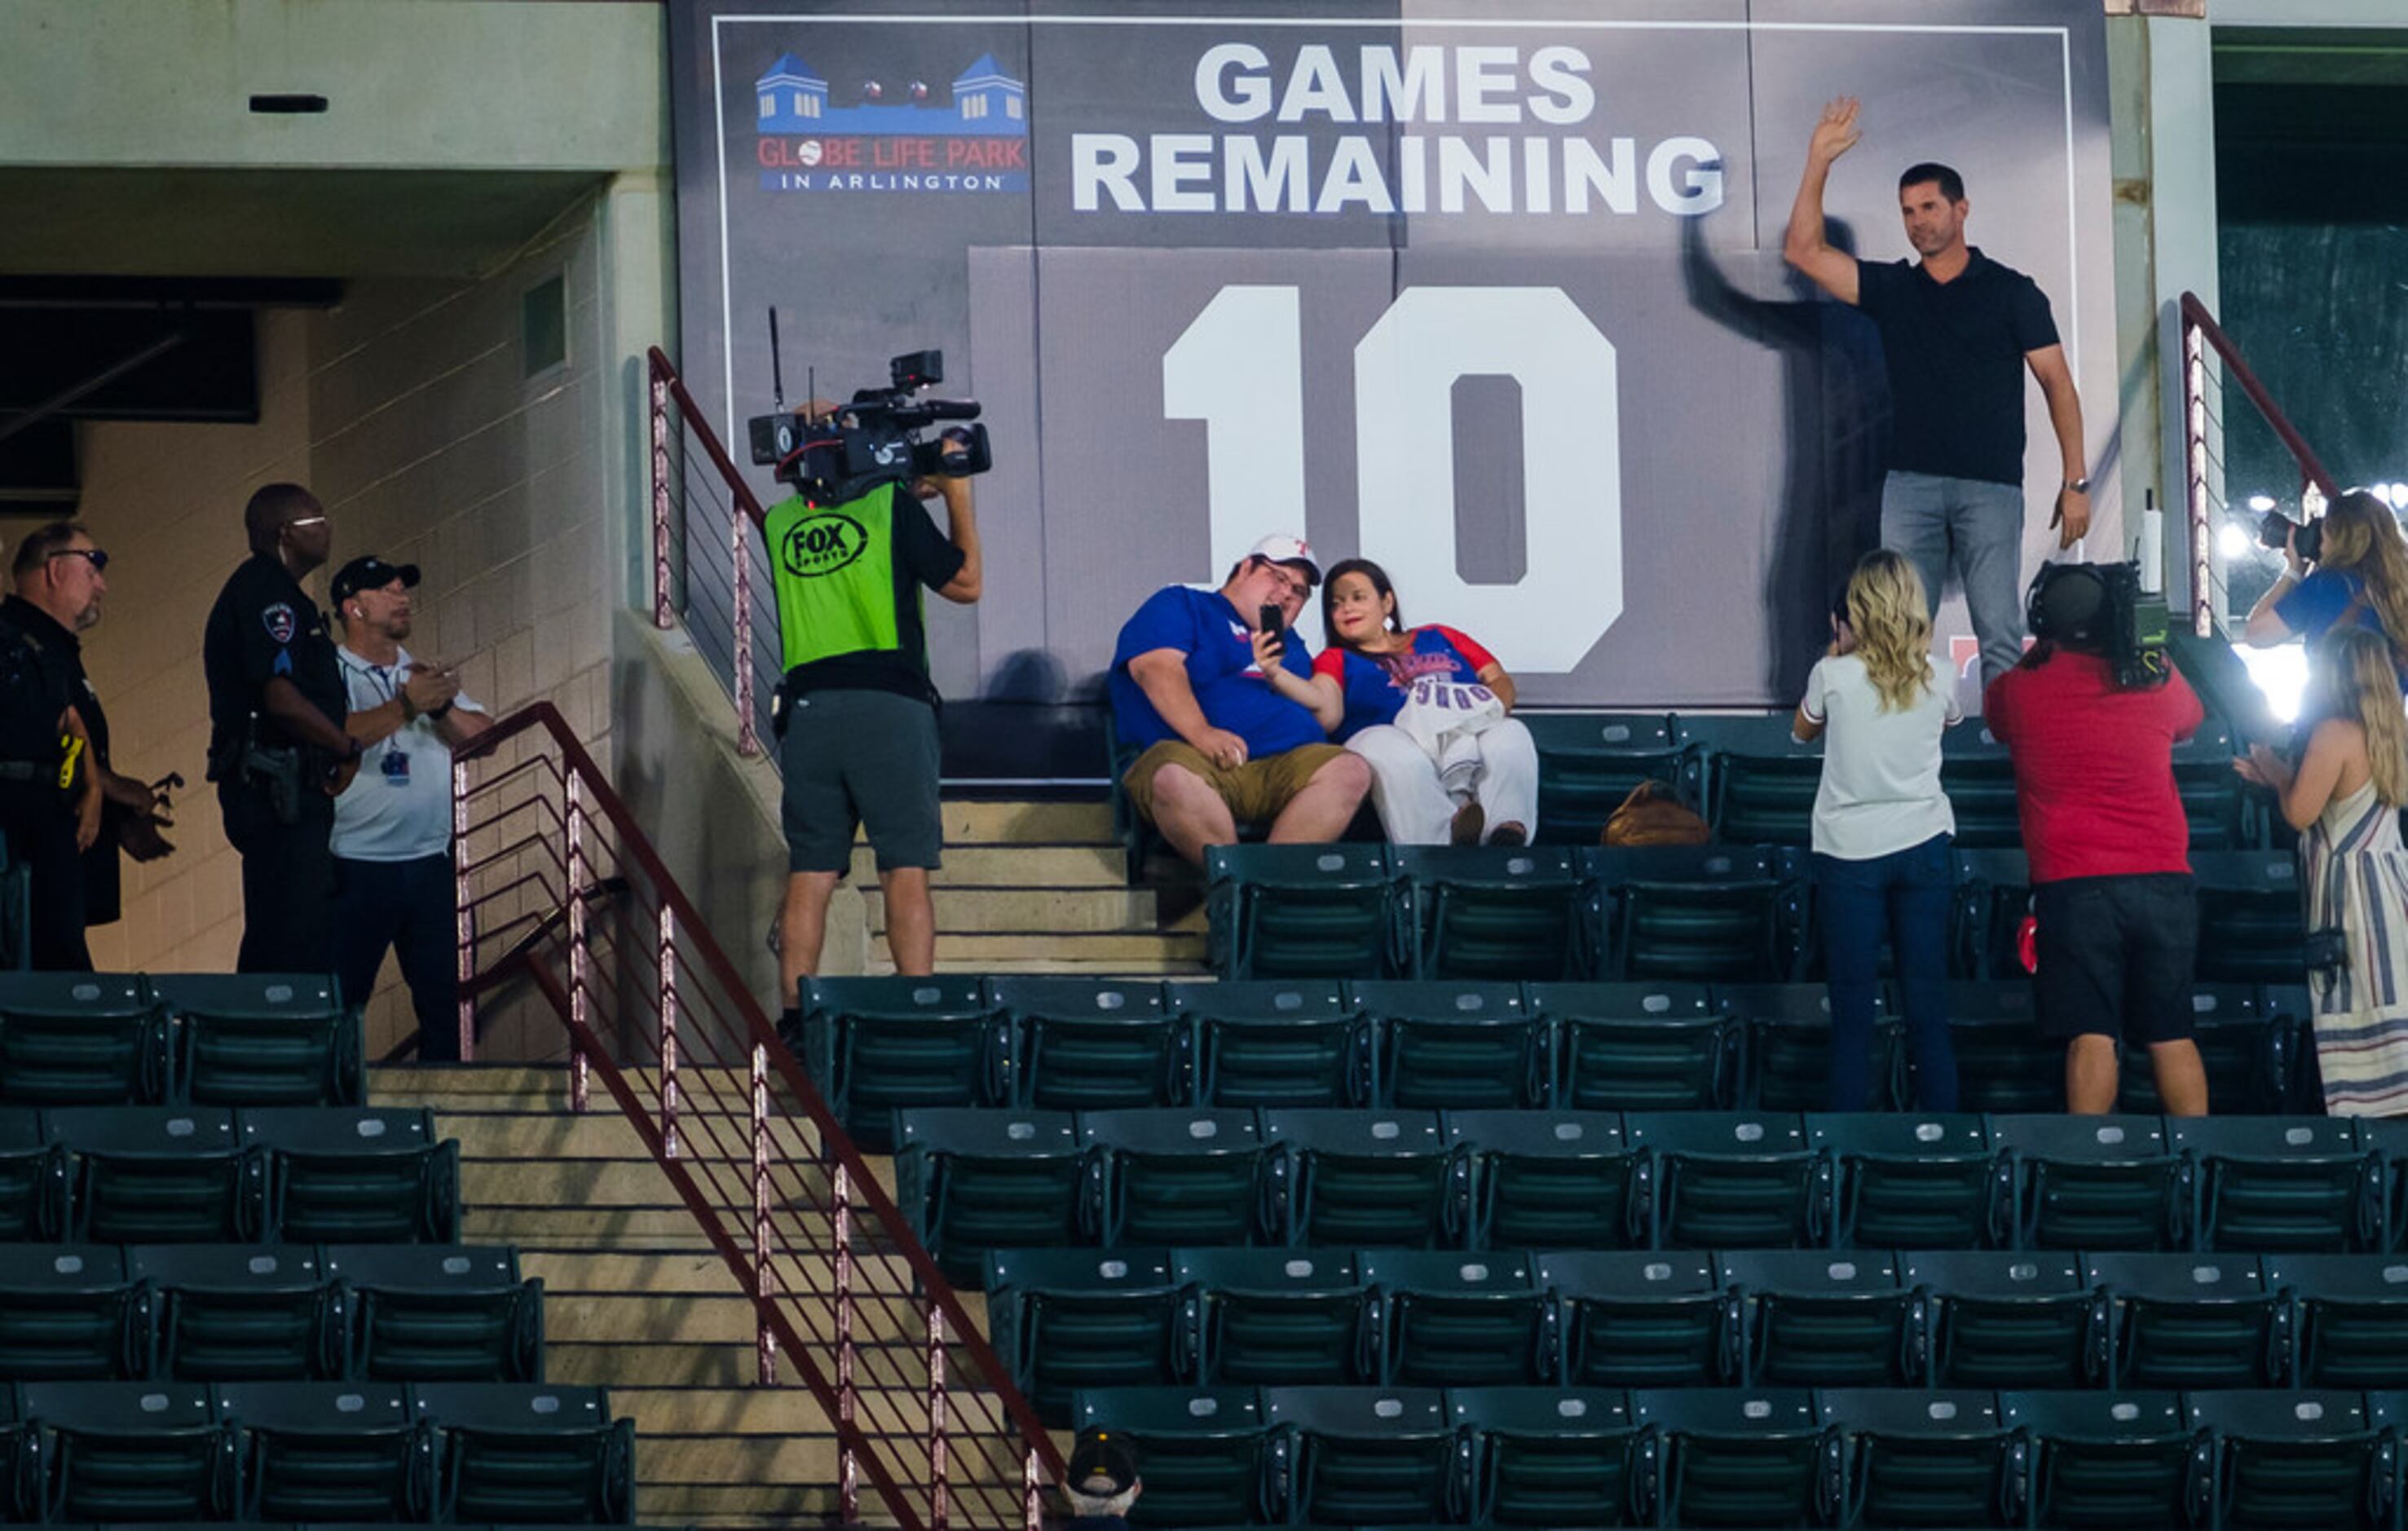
[1881, 470, 2028, 689]
[1815, 833, 1958, 1111]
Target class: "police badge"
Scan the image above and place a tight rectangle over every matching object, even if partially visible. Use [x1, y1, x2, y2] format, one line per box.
[262, 602, 297, 644]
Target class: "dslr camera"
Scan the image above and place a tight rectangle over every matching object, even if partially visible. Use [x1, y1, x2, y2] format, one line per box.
[2258, 510, 2324, 565]
[2027, 560, 2172, 689]
[748, 349, 993, 504]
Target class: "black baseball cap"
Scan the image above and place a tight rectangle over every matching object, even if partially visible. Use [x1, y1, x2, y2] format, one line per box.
[1065, 1427, 1138, 1498]
[331, 554, 421, 605]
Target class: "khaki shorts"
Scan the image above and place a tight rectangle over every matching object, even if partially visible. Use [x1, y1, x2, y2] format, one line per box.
[1123, 740, 1347, 826]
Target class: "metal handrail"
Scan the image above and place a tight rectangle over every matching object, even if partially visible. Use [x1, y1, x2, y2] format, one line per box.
[651, 346, 772, 757]
[449, 699, 1060, 1529]
[2178, 291, 2340, 638]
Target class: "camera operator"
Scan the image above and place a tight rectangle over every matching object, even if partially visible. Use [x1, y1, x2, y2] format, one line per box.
[1986, 563, 2208, 1115]
[767, 402, 981, 1025]
[2244, 488, 2408, 702]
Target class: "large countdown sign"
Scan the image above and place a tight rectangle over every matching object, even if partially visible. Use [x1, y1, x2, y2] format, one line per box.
[671, 0, 2115, 774]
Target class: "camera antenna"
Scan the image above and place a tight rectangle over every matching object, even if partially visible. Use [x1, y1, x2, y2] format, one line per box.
[767, 307, 786, 415]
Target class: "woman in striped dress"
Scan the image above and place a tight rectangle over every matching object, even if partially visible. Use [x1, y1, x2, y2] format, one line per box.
[2238, 625, 2408, 1114]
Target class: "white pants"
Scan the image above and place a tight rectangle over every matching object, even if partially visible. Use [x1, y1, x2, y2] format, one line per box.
[1346, 719, 1541, 845]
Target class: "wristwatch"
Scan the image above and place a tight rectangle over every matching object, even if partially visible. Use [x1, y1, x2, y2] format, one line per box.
[2064, 477, 2092, 494]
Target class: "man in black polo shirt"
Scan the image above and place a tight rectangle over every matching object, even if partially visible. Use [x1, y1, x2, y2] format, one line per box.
[203, 483, 361, 974]
[1784, 95, 2093, 689]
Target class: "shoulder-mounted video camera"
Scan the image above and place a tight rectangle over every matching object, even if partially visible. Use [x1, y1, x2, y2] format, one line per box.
[747, 340, 993, 505]
[2026, 559, 2172, 689]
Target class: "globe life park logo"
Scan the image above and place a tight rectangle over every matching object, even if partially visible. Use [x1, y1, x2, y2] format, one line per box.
[780, 510, 871, 579]
[754, 51, 1030, 195]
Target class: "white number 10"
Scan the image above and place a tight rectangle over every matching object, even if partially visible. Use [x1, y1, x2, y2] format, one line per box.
[1163, 284, 1623, 673]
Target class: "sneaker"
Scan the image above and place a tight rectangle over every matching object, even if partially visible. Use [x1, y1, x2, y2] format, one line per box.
[1449, 801, 1486, 846]
[1488, 822, 1528, 848]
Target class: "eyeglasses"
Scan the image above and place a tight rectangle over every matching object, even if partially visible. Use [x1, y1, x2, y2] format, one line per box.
[47, 548, 108, 573]
[1259, 560, 1311, 601]
[283, 515, 329, 531]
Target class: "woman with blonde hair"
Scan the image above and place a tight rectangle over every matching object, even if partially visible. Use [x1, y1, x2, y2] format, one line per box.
[1794, 549, 1961, 1110]
[2238, 624, 2408, 1114]
[2247, 488, 2408, 694]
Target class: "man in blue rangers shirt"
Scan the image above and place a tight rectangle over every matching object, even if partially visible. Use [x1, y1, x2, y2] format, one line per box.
[1110, 533, 1369, 865]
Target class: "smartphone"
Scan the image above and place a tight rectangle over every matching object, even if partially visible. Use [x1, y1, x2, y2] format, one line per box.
[1259, 603, 1284, 638]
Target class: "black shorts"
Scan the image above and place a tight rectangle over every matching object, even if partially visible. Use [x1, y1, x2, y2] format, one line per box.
[779, 689, 943, 876]
[2032, 872, 2199, 1045]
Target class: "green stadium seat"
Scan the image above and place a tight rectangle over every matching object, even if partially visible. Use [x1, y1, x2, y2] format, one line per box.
[2266, 984, 2322, 1114]
[1362, 1250, 1558, 1388]
[412, 1383, 633, 1524]
[1826, 1387, 2022, 1529]
[0, 973, 170, 1106]
[1727, 983, 1899, 1113]
[1950, 851, 2032, 984]
[50, 1107, 263, 1244]
[0, 842, 24, 973]
[1393, 846, 1586, 981]
[2271, 1255, 2408, 1389]
[1943, 979, 2062, 1115]
[984, 1248, 1186, 1423]
[1539, 1251, 1735, 1388]
[1683, 713, 1824, 847]
[1813, 1113, 2004, 1251]
[1204, 844, 1404, 981]
[1993, 1114, 2187, 1252]
[992, 977, 1186, 1111]
[1593, 845, 1795, 984]
[2172, 720, 2250, 851]
[1354, 980, 1548, 1111]
[1721, 1251, 1926, 1388]
[1909, 1252, 2108, 1390]
[0, 1246, 152, 1381]
[1449, 1386, 1643, 1528]
[1938, 718, 2022, 849]
[218, 1380, 434, 1521]
[1448, 1110, 1643, 1251]
[2175, 1116, 2381, 1253]
[133, 1245, 339, 1382]
[0, 1107, 67, 1239]
[24, 1380, 236, 1521]
[326, 1245, 541, 1383]
[157, 973, 361, 1110]
[1538, 982, 1739, 1112]
[2088, 1254, 2289, 1389]
[1264, 1385, 1468, 1526]
[2366, 1118, 2408, 1255]
[1080, 1108, 1268, 1248]
[2002, 1389, 2203, 1529]
[1626, 1110, 1827, 1250]
[893, 1109, 1100, 1288]
[1069, 1386, 1275, 1529]
[0, 1384, 29, 1522]
[1171, 981, 1374, 1110]
[2187, 1389, 2393, 1531]
[240, 1108, 460, 1245]
[794, 977, 1008, 1152]
[1261, 1110, 1465, 1249]
[1634, 1386, 1840, 1529]
[1178, 1248, 1376, 1387]
[1523, 710, 1683, 847]
[2121, 985, 2296, 1116]
[2193, 852, 2313, 986]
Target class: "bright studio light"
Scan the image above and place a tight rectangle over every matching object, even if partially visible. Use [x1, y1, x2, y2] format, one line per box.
[2235, 642, 2309, 725]
[2217, 523, 2253, 562]
[2247, 494, 2277, 512]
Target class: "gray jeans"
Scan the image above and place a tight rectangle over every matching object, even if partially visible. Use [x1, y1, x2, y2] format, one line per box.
[1880, 470, 2029, 688]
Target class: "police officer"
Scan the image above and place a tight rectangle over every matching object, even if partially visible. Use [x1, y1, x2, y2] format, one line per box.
[0, 525, 108, 969]
[4, 523, 179, 960]
[203, 483, 359, 974]
[766, 417, 980, 1024]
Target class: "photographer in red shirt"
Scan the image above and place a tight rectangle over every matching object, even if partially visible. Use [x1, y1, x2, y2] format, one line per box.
[1985, 565, 2208, 1115]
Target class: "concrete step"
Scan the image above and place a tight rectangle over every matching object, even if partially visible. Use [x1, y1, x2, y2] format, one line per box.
[866, 885, 1158, 935]
[869, 955, 1211, 977]
[894, 930, 1204, 964]
[549, 1339, 752, 1387]
[934, 799, 1114, 846]
[850, 843, 1125, 888]
[522, 1248, 749, 1295]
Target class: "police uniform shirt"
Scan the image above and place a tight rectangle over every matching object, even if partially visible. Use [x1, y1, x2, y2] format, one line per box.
[0, 593, 122, 924]
[331, 643, 485, 863]
[204, 553, 348, 757]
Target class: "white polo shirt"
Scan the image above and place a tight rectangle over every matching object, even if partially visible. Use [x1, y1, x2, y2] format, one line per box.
[332, 644, 486, 863]
[1798, 653, 1960, 861]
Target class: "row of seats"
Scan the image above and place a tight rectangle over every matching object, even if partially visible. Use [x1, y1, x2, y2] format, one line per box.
[0, 1382, 631, 1524]
[993, 1244, 2408, 1416]
[1111, 711, 2255, 876]
[895, 1108, 2405, 1282]
[0, 1109, 461, 1245]
[795, 977, 2315, 1149]
[0, 1244, 539, 1383]
[0, 973, 359, 1109]
[1203, 843, 2309, 984]
[1070, 1383, 2397, 1529]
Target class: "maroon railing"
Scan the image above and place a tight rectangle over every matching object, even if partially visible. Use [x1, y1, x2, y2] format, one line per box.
[650, 346, 774, 757]
[2179, 291, 2341, 638]
[449, 700, 1061, 1529]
